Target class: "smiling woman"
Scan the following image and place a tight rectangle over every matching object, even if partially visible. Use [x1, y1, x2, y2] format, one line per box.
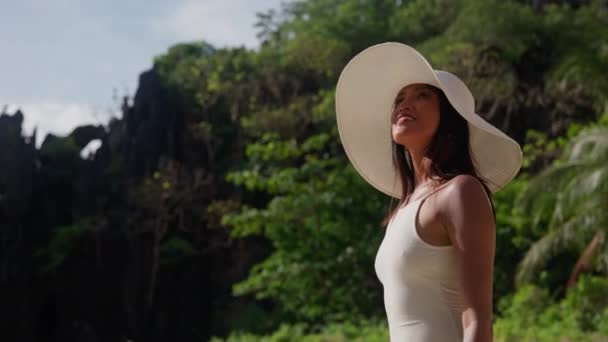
[391, 84, 441, 151]
[335, 42, 523, 342]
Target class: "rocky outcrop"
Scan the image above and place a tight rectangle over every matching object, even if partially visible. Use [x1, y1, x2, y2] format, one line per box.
[0, 66, 263, 342]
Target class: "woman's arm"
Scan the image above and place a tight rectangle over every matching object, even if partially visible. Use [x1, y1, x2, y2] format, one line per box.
[440, 175, 495, 342]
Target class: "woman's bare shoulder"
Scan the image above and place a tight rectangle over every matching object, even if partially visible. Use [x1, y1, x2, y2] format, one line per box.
[437, 174, 493, 228]
[441, 174, 489, 196]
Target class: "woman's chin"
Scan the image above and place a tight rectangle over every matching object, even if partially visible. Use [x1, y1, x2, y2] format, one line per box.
[393, 129, 425, 144]
[392, 128, 416, 139]
[392, 121, 417, 131]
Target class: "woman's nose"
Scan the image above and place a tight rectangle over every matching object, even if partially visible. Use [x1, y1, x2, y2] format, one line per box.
[397, 100, 413, 112]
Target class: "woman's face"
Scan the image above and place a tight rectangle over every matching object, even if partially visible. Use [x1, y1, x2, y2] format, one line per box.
[391, 83, 441, 150]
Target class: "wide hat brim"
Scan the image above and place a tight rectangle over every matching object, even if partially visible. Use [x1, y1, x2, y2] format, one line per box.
[335, 42, 523, 198]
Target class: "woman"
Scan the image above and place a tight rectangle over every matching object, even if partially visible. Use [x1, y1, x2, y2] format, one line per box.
[335, 43, 523, 341]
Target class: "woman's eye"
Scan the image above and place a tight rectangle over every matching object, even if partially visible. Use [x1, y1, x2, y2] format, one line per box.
[395, 91, 427, 106]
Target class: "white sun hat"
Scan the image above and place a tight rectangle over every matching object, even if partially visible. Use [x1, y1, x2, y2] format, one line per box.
[335, 42, 523, 198]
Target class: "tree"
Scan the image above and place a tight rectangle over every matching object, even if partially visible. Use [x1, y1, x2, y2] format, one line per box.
[222, 132, 388, 324]
[515, 114, 608, 286]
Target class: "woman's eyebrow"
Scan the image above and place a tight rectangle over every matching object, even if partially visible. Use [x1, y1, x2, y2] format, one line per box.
[396, 86, 429, 99]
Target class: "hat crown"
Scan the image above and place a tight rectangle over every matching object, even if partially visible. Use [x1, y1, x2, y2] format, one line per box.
[435, 70, 475, 114]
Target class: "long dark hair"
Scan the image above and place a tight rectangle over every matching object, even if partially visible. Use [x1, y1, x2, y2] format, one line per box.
[380, 85, 497, 227]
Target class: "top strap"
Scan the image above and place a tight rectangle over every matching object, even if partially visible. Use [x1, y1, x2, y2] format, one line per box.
[404, 176, 461, 207]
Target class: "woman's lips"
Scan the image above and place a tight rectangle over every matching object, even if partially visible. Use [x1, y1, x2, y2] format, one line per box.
[396, 115, 415, 124]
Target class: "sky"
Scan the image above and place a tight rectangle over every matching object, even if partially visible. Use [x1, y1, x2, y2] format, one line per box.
[1, 0, 284, 147]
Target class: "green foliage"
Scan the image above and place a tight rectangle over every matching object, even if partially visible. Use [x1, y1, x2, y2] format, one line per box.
[495, 275, 608, 341]
[209, 317, 388, 342]
[309, 89, 335, 128]
[39, 136, 81, 160]
[561, 274, 608, 332]
[153, 42, 216, 105]
[241, 96, 315, 140]
[417, 0, 540, 71]
[223, 132, 387, 324]
[34, 222, 91, 272]
[521, 121, 585, 173]
[389, 0, 458, 44]
[543, 0, 608, 109]
[210, 279, 608, 342]
[515, 118, 608, 285]
[39, 136, 82, 180]
[276, 0, 395, 80]
[220, 302, 290, 336]
[130, 167, 175, 211]
[414, 0, 607, 138]
[142, 0, 608, 337]
[491, 177, 536, 305]
[159, 236, 196, 265]
[419, 0, 540, 66]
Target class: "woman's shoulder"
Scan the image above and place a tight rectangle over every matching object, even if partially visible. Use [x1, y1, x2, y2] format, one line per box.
[437, 174, 495, 237]
[447, 174, 487, 190]
[438, 174, 492, 209]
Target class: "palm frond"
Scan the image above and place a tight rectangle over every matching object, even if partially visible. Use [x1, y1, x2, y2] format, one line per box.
[517, 161, 590, 226]
[564, 127, 608, 163]
[516, 229, 559, 286]
[558, 163, 608, 220]
[596, 241, 608, 274]
[551, 195, 607, 251]
[517, 127, 608, 228]
[516, 194, 608, 285]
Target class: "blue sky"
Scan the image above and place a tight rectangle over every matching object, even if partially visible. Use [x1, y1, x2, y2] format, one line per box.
[2, 0, 284, 146]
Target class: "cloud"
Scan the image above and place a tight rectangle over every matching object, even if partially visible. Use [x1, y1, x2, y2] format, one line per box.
[80, 139, 102, 159]
[157, 0, 281, 48]
[3, 102, 116, 148]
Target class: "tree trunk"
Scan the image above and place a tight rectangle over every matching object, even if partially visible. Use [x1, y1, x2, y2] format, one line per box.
[566, 230, 605, 289]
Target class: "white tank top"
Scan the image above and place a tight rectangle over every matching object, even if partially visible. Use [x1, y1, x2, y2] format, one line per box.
[374, 178, 464, 341]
